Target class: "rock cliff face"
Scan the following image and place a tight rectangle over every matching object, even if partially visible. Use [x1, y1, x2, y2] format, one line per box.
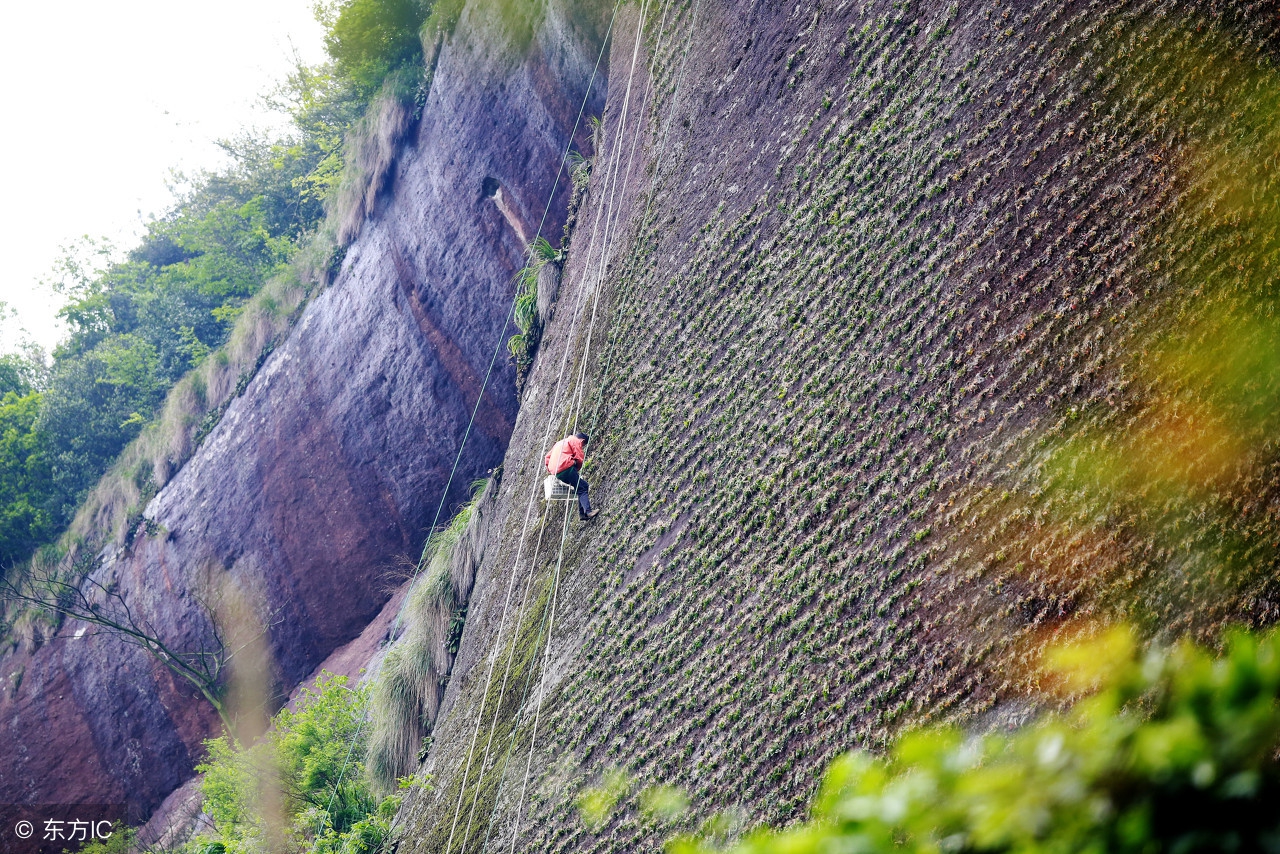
[0, 0, 607, 821]
[5, 0, 1277, 842]
[393, 0, 1280, 851]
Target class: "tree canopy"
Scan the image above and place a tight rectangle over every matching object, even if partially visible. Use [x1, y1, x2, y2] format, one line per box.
[0, 0, 432, 574]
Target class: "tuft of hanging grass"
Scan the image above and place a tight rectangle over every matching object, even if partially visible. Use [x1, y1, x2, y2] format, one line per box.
[366, 479, 493, 792]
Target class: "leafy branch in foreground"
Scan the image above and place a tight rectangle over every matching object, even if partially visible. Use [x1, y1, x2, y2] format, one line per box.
[662, 626, 1280, 854]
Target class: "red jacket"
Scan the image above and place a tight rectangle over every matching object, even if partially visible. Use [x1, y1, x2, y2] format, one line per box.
[545, 435, 585, 474]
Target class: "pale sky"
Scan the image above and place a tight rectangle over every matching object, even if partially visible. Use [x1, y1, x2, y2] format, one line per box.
[0, 0, 327, 355]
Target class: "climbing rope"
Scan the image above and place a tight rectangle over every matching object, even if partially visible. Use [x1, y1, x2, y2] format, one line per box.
[502, 1, 711, 848]
[315, 7, 619, 842]
[439, 7, 638, 852]
[440, 0, 680, 846]
[418, 0, 700, 845]
[455, 1, 706, 850]
[585, 0, 706, 439]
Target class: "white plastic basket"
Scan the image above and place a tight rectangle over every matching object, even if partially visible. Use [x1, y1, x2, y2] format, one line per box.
[543, 474, 575, 502]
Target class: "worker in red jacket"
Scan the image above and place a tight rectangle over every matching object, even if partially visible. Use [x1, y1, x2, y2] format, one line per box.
[544, 432, 599, 520]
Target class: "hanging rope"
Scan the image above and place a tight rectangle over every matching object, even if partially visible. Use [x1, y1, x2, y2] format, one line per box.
[585, 0, 706, 439]
[502, 1, 712, 848]
[315, 8, 618, 842]
[450, 0, 706, 845]
[472, 3, 705, 845]
[419, 0, 700, 845]
[438, 7, 643, 850]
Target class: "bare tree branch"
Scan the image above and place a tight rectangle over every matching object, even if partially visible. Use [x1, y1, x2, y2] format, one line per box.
[0, 564, 278, 738]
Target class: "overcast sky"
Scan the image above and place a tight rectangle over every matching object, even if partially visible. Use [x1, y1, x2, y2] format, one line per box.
[0, 0, 326, 354]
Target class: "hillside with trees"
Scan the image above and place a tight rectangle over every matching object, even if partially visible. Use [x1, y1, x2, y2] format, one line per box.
[0, 0, 429, 574]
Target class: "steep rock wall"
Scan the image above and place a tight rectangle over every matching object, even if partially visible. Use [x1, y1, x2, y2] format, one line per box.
[0, 0, 608, 822]
[397, 0, 1280, 851]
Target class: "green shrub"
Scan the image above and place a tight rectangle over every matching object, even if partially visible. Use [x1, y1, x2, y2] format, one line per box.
[508, 236, 562, 377]
[670, 627, 1280, 854]
[316, 0, 430, 97]
[0, 390, 55, 567]
[194, 672, 405, 854]
[62, 823, 135, 853]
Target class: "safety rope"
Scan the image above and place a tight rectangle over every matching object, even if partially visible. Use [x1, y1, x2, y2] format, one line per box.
[439, 8, 634, 851]
[438, 0, 700, 845]
[473, 2, 705, 841]
[503, 0, 702, 847]
[315, 8, 618, 842]
[448, 1, 670, 839]
[447, 0, 706, 844]
[497, 0, 704, 843]
[437, 0, 673, 846]
[585, 0, 705, 439]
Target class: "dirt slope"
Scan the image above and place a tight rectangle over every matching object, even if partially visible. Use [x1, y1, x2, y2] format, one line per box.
[396, 0, 1280, 851]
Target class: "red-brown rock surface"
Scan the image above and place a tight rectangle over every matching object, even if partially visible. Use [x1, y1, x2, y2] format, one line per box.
[0, 0, 608, 823]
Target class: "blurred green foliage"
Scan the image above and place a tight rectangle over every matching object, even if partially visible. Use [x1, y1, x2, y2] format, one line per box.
[0, 390, 55, 576]
[194, 673, 404, 854]
[578, 768, 633, 832]
[639, 784, 690, 825]
[667, 627, 1280, 854]
[1015, 25, 1280, 634]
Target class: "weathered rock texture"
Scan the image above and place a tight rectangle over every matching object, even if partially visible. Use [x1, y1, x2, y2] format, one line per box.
[0, 0, 608, 821]
[395, 0, 1280, 851]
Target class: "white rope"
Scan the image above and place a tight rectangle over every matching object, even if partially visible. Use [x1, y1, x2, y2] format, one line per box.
[440, 9, 633, 851]
[586, 0, 706, 437]
[505, 1, 681, 847]
[446, 1, 676, 844]
[315, 8, 617, 844]
[499, 0, 703, 841]
[453, 0, 703, 844]
[474, 8, 704, 846]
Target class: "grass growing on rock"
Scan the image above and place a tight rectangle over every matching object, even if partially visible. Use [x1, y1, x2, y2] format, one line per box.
[406, 1, 1280, 852]
[368, 479, 494, 792]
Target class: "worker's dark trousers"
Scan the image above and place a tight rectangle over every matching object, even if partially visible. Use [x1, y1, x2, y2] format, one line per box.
[555, 465, 593, 516]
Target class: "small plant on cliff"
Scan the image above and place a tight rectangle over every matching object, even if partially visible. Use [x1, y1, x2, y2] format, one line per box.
[508, 237, 563, 379]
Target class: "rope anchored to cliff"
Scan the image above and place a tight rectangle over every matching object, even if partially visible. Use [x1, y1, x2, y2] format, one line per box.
[444, 0, 706, 849]
[439, 1, 679, 851]
[313, 5, 620, 844]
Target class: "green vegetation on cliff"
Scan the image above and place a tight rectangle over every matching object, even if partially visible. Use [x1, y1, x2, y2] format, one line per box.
[408, 0, 1280, 851]
[194, 673, 403, 854]
[367, 480, 494, 793]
